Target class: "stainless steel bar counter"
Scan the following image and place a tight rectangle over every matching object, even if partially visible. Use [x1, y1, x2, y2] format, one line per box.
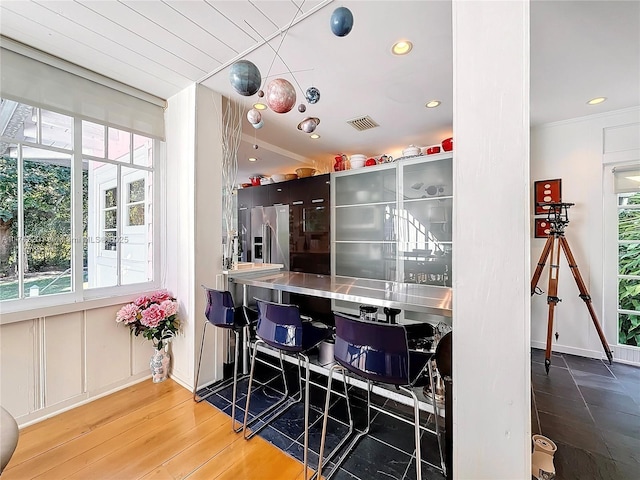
[227, 270, 450, 418]
[228, 271, 452, 317]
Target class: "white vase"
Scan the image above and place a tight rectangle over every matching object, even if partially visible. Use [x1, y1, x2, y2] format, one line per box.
[150, 343, 171, 383]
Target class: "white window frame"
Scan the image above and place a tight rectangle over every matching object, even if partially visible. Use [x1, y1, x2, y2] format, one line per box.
[0, 100, 162, 318]
[603, 160, 640, 362]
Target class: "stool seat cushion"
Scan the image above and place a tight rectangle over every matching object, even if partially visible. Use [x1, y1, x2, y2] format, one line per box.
[1, 406, 19, 473]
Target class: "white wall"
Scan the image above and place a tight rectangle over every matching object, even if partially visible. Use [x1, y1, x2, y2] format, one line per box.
[163, 83, 225, 391]
[531, 107, 640, 365]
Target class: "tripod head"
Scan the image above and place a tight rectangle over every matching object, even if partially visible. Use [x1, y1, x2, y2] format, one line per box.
[537, 202, 575, 235]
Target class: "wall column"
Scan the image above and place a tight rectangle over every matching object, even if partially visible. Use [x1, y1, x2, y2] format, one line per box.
[452, 1, 531, 478]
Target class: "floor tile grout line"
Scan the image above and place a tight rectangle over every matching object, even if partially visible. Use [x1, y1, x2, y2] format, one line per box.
[558, 352, 617, 461]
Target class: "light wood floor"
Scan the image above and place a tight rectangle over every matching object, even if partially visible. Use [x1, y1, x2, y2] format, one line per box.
[3, 379, 315, 480]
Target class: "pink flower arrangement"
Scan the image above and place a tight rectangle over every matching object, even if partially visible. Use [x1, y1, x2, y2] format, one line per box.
[116, 290, 180, 350]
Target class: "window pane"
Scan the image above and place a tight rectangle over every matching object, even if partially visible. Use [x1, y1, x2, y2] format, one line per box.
[121, 167, 152, 285]
[618, 313, 640, 347]
[0, 147, 19, 300]
[104, 187, 117, 208]
[108, 127, 131, 162]
[84, 159, 118, 288]
[104, 209, 117, 229]
[618, 243, 640, 276]
[0, 99, 36, 143]
[128, 205, 144, 226]
[22, 147, 72, 298]
[82, 121, 105, 157]
[40, 109, 73, 148]
[133, 135, 153, 167]
[618, 207, 640, 242]
[619, 278, 640, 312]
[128, 179, 144, 202]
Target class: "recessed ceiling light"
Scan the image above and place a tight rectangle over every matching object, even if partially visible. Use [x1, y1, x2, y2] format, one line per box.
[425, 100, 441, 108]
[310, 134, 320, 139]
[391, 40, 413, 55]
[587, 97, 607, 105]
[253, 103, 267, 110]
[248, 157, 257, 162]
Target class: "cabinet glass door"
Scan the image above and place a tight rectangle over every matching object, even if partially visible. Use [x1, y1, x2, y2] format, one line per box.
[335, 203, 397, 241]
[334, 242, 397, 281]
[335, 168, 396, 205]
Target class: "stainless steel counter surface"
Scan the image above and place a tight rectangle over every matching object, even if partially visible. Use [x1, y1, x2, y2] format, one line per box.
[228, 271, 452, 317]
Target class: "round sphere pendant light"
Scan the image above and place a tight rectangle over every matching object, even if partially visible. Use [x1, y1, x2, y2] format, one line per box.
[229, 60, 261, 96]
[330, 7, 354, 37]
[265, 78, 296, 114]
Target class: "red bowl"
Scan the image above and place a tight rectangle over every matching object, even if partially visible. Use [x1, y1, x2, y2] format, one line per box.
[442, 137, 453, 152]
[426, 146, 441, 155]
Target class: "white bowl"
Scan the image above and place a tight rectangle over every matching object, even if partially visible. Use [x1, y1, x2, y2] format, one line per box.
[350, 158, 366, 169]
[402, 145, 421, 157]
[271, 173, 286, 183]
[350, 154, 366, 169]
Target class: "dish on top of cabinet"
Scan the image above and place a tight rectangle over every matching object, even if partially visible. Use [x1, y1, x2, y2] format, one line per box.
[296, 167, 316, 178]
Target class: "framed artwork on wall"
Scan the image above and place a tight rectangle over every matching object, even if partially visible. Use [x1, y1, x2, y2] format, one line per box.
[534, 179, 562, 215]
[534, 218, 552, 238]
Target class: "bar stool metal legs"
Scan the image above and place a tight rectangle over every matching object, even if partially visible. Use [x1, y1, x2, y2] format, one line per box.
[193, 323, 247, 433]
[243, 341, 315, 480]
[242, 339, 300, 439]
[427, 359, 446, 476]
[316, 366, 367, 480]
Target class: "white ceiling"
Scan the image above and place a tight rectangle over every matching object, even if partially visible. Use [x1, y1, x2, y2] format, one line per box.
[1, 0, 639, 184]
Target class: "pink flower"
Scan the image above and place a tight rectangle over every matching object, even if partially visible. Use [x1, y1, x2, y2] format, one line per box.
[140, 304, 165, 328]
[116, 303, 139, 324]
[160, 299, 178, 317]
[134, 295, 150, 308]
[151, 290, 172, 303]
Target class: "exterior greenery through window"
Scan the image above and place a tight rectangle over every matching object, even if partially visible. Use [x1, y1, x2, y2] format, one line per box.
[0, 98, 155, 302]
[618, 192, 640, 346]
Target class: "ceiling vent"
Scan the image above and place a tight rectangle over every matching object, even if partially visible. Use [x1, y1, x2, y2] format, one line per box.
[346, 115, 379, 131]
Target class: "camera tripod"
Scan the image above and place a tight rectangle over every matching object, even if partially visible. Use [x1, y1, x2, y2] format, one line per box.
[531, 202, 613, 373]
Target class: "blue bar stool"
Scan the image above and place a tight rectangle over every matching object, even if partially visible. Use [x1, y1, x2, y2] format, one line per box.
[193, 287, 255, 433]
[316, 312, 445, 480]
[243, 298, 330, 480]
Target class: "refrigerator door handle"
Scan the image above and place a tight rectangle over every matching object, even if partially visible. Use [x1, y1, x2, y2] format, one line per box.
[263, 223, 271, 263]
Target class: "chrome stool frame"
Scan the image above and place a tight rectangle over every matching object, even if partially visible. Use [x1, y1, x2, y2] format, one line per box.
[242, 298, 329, 480]
[193, 287, 253, 433]
[315, 312, 445, 480]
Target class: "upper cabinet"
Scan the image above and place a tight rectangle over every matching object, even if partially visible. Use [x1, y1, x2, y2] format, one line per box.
[331, 154, 453, 286]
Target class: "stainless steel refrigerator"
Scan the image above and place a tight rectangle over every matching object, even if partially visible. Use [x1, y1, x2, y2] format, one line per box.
[251, 205, 290, 270]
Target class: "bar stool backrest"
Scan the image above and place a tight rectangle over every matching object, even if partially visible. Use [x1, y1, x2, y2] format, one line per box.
[204, 289, 236, 328]
[334, 312, 410, 386]
[256, 299, 304, 352]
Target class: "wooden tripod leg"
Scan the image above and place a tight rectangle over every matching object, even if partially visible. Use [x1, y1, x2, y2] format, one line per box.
[532, 235, 554, 296]
[545, 236, 562, 373]
[559, 237, 614, 364]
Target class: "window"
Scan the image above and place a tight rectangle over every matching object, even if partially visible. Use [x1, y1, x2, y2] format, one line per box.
[0, 98, 158, 305]
[614, 166, 640, 347]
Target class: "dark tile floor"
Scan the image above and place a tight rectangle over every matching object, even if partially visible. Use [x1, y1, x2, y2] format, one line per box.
[198, 349, 640, 480]
[198, 361, 445, 480]
[531, 348, 640, 480]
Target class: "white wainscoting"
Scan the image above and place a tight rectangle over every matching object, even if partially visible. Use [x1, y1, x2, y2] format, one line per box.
[0, 303, 154, 427]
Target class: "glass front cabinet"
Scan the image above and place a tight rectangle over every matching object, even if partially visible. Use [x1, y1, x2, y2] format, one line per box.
[331, 153, 453, 287]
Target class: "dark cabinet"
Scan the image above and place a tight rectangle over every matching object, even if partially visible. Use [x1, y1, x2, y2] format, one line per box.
[236, 174, 331, 271]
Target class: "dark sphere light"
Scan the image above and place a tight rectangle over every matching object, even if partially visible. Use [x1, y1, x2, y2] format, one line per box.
[330, 7, 354, 37]
[229, 60, 261, 97]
